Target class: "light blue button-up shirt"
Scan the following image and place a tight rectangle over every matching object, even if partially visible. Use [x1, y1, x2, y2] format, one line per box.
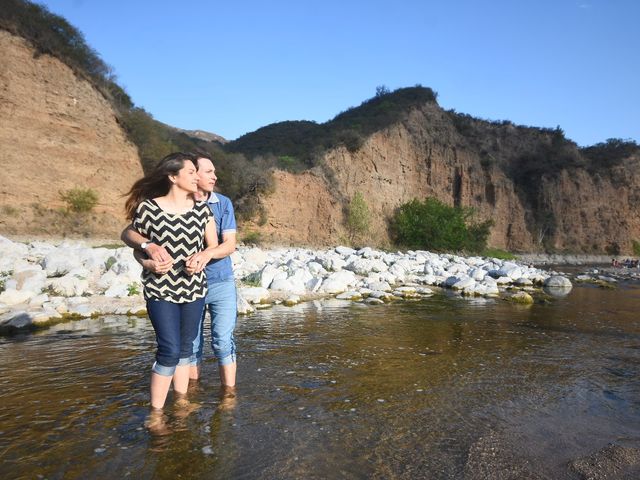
[204, 192, 237, 283]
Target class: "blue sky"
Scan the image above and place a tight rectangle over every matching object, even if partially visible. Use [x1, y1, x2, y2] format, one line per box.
[38, 0, 639, 146]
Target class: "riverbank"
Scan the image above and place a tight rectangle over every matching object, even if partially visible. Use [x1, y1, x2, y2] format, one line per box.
[0, 235, 574, 333]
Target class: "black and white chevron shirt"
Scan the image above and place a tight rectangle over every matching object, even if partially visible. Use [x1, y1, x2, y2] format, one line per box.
[133, 198, 213, 303]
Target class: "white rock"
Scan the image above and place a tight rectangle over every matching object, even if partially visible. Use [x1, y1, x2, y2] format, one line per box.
[41, 250, 83, 276]
[236, 293, 254, 315]
[469, 268, 488, 281]
[514, 278, 533, 286]
[259, 264, 280, 289]
[283, 295, 301, 306]
[366, 281, 392, 292]
[336, 291, 362, 300]
[365, 298, 385, 305]
[335, 246, 356, 256]
[318, 255, 346, 272]
[239, 287, 270, 304]
[104, 283, 131, 298]
[305, 277, 323, 292]
[0, 310, 32, 328]
[47, 275, 90, 297]
[306, 262, 326, 276]
[28, 293, 49, 306]
[451, 277, 476, 291]
[543, 276, 573, 288]
[0, 289, 34, 306]
[444, 276, 461, 287]
[318, 270, 357, 294]
[242, 248, 268, 268]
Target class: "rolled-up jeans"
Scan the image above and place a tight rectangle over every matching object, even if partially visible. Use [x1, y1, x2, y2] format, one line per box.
[191, 279, 237, 367]
[147, 297, 205, 376]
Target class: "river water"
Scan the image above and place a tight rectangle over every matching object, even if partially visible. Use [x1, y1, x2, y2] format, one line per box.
[1, 283, 639, 479]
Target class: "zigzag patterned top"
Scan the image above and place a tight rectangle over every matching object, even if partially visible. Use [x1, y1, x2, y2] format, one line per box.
[133, 198, 213, 303]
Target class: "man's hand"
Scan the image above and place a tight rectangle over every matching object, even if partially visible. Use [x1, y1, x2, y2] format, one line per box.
[142, 257, 174, 275]
[144, 243, 173, 263]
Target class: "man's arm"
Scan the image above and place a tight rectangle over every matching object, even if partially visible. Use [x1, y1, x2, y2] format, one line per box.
[121, 224, 173, 263]
[133, 249, 172, 275]
[207, 232, 236, 260]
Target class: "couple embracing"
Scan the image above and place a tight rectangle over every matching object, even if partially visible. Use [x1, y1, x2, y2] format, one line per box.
[123, 152, 238, 418]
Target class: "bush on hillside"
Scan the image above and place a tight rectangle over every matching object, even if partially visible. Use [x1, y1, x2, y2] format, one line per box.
[60, 188, 98, 213]
[392, 197, 493, 253]
[346, 192, 371, 243]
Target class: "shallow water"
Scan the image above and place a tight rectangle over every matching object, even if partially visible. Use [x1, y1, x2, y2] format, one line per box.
[1, 284, 639, 479]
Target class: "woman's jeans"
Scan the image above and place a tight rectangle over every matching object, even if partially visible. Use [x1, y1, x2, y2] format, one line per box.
[191, 279, 237, 367]
[147, 297, 206, 376]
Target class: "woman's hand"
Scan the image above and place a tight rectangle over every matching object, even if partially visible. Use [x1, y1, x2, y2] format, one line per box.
[185, 251, 211, 275]
[142, 257, 174, 275]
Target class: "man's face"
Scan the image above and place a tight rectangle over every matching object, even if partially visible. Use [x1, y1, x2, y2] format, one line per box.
[196, 158, 217, 193]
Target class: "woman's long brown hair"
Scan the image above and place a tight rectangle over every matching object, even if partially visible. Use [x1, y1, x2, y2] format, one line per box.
[124, 152, 197, 220]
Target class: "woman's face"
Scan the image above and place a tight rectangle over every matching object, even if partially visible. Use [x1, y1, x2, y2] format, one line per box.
[169, 160, 199, 193]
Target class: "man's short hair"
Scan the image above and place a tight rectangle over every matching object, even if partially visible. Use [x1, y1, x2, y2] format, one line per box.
[191, 150, 213, 162]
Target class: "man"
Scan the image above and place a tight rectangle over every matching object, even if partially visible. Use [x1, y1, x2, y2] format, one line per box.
[122, 153, 238, 391]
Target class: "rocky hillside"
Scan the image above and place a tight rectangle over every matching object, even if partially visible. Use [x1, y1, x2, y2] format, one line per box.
[247, 100, 640, 254]
[1, 4, 637, 253]
[0, 29, 142, 238]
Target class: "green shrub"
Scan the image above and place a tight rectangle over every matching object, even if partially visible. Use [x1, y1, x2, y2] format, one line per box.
[481, 248, 516, 260]
[104, 256, 117, 271]
[127, 282, 140, 296]
[392, 197, 492, 253]
[632, 239, 640, 256]
[605, 242, 621, 256]
[1, 205, 19, 216]
[59, 188, 98, 213]
[346, 192, 370, 243]
[242, 230, 262, 245]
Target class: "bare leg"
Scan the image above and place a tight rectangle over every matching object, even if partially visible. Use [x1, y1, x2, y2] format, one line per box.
[219, 361, 237, 387]
[173, 365, 191, 395]
[189, 364, 200, 381]
[150, 372, 172, 409]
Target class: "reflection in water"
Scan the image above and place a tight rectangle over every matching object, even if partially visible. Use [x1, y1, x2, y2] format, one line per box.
[0, 285, 639, 479]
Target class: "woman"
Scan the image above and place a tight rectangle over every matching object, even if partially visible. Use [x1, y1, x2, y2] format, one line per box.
[124, 152, 218, 415]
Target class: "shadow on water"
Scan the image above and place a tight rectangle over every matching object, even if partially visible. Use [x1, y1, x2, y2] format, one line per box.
[1, 285, 640, 479]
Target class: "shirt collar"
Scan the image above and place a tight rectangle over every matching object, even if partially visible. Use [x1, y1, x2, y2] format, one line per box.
[206, 192, 220, 204]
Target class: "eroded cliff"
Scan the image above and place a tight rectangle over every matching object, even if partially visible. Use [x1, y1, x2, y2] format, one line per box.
[254, 103, 640, 253]
[0, 30, 142, 238]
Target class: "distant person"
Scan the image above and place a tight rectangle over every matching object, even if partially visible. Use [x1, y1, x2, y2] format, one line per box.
[122, 152, 239, 401]
[123, 152, 218, 424]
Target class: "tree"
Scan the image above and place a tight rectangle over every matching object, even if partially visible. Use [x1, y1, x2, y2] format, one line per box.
[346, 192, 370, 244]
[392, 197, 492, 253]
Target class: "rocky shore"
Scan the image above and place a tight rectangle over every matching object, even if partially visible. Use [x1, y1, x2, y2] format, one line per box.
[0, 235, 573, 332]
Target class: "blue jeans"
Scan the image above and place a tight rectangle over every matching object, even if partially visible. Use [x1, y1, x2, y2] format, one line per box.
[191, 279, 237, 367]
[147, 297, 205, 376]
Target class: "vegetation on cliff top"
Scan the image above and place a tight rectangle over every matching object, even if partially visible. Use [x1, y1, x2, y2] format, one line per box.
[226, 85, 438, 168]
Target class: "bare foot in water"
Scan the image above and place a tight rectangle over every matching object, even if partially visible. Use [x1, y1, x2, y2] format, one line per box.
[145, 408, 170, 436]
[218, 385, 237, 411]
[174, 393, 201, 419]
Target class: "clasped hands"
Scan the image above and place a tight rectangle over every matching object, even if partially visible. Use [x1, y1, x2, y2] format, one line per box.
[142, 243, 210, 276]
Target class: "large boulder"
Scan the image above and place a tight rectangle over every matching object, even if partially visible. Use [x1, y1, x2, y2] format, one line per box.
[543, 276, 572, 288]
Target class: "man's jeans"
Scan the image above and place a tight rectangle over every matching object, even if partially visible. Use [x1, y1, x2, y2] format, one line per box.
[191, 279, 237, 366]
